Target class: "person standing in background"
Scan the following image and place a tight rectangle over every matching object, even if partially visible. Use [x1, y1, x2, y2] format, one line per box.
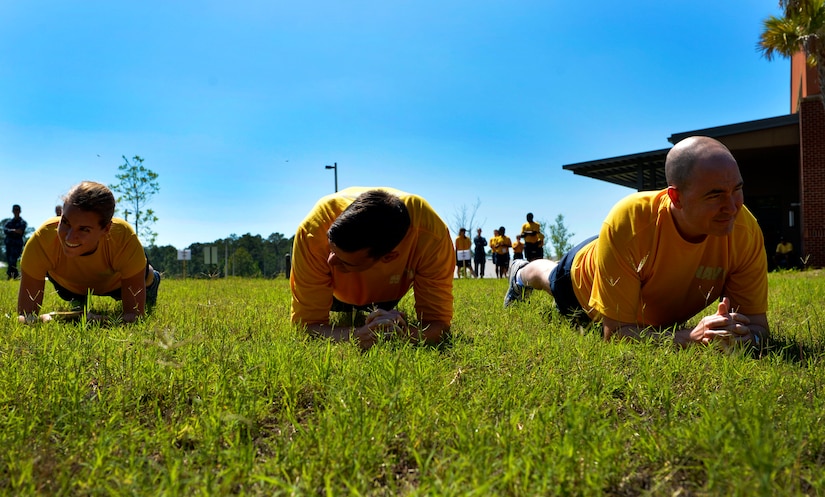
[454, 228, 473, 278]
[4, 204, 27, 279]
[521, 212, 543, 261]
[490, 229, 501, 278]
[473, 228, 487, 277]
[494, 226, 512, 278]
[512, 235, 525, 260]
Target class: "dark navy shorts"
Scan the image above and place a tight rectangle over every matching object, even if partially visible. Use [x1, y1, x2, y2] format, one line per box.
[331, 296, 401, 313]
[549, 235, 598, 321]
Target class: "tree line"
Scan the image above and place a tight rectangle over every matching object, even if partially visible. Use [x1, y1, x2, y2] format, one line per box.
[146, 232, 294, 279]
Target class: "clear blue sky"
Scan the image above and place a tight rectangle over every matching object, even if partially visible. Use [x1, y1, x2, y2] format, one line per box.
[0, 1, 789, 249]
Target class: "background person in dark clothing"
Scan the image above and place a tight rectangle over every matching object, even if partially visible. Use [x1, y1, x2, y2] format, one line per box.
[4, 204, 27, 279]
[473, 228, 487, 277]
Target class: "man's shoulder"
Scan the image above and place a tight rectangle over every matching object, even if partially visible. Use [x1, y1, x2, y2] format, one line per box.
[607, 190, 666, 223]
[106, 219, 143, 245]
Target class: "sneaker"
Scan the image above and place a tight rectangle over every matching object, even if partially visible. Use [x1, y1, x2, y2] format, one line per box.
[504, 259, 532, 307]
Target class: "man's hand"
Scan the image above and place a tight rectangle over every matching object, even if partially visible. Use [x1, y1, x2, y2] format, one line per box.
[691, 297, 757, 349]
[354, 309, 409, 349]
[18, 313, 49, 324]
[17, 310, 109, 325]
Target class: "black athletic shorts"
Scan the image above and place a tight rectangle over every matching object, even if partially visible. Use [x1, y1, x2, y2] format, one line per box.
[331, 296, 401, 313]
[548, 235, 598, 321]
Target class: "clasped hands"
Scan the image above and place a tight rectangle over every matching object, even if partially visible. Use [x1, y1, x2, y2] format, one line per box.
[353, 308, 408, 349]
[692, 297, 758, 349]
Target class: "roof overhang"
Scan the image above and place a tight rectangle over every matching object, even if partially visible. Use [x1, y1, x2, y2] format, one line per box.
[562, 148, 670, 190]
[563, 114, 800, 191]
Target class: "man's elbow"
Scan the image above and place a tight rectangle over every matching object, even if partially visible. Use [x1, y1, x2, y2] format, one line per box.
[418, 321, 451, 345]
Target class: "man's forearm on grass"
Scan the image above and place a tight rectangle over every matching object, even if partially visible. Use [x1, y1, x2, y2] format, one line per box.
[605, 323, 689, 346]
[408, 321, 450, 344]
[303, 322, 352, 342]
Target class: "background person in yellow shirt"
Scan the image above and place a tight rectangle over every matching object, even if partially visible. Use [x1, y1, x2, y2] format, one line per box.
[454, 228, 473, 278]
[504, 137, 768, 349]
[493, 226, 511, 279]
[512, 235, 525, 260]
[489, 229, 500, 277]
[290, 187, 454, 350]
[520, 212, 543, 261]
[774, 236, 794, 270]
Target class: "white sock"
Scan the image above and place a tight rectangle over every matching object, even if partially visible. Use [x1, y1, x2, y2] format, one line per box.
[516, 269, 527, 287]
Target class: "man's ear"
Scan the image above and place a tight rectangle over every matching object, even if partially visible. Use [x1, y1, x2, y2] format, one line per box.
[666, 186, 682, 209]
[380, 251, 400, 263]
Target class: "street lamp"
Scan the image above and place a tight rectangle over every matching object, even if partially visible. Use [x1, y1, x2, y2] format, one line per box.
[325, 162, 338, 192]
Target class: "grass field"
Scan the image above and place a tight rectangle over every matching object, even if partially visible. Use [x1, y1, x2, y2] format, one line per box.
[1, 272, 825, 496]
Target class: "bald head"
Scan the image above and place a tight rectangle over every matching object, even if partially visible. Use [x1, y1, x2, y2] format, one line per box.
[665, 136, 738, 191]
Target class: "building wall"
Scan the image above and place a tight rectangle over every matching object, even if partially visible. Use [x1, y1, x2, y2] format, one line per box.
[733, 145, 800, 267]
[800, 95, 825, 267]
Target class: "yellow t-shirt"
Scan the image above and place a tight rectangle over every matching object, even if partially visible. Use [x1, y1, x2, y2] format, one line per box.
[454, 234, 471, 251]
[776, 242, 793, 255]
[21, 217, 148, 295]
[290, 187, 455, 325]
[521, 221, 541, 243]
[571, 190, 768, 326]
[512, 240, 524, 254]
[494, 236, 511, 255]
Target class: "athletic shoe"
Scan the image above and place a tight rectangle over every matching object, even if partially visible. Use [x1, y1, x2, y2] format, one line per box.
[503, 259, 532, 307]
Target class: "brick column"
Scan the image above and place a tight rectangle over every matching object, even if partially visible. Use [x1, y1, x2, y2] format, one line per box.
[800, 95, 825, 267]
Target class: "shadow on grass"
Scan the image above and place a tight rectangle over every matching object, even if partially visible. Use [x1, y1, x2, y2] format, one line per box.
[537, 305, 825, 366]
[765, 335, 825, 365]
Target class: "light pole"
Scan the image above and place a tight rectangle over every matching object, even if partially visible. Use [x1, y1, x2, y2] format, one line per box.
[325, 162, 338, 192]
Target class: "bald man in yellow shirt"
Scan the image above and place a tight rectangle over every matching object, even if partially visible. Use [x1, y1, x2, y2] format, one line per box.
[504, 137, 768, 350]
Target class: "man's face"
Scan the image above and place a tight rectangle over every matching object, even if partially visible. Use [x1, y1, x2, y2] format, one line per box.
[327, 242, 380, 273]
[670, 155, 744, 241]
[57, 204, 111, 257]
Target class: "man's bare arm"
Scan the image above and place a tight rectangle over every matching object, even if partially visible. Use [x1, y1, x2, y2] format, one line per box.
[603, 298, 769, 349]
[17, 272, 46, 323]
[301, 310, 450, 350]
[408, 320, 450, 345]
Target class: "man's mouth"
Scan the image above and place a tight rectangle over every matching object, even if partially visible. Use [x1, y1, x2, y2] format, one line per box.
[65, 241, 81, 248]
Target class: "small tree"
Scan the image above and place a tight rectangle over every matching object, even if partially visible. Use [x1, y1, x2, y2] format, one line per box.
[451, 198, 485, 237]
[110, 155, 160, 245]
[545, 214, 575, 261]
[232, 247, 261, 277]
